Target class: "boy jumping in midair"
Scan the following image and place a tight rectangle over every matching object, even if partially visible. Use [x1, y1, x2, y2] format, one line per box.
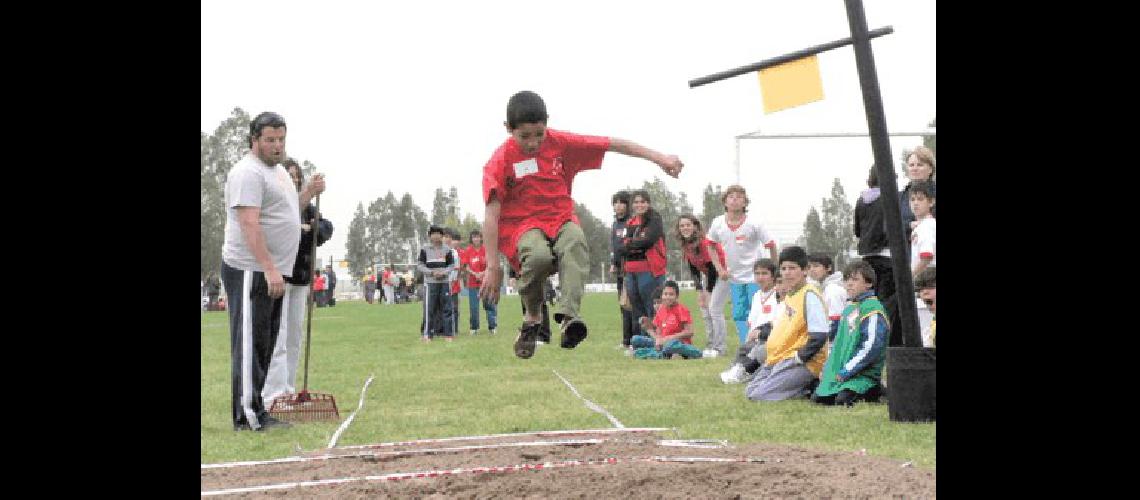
[478, 90, 683, 359]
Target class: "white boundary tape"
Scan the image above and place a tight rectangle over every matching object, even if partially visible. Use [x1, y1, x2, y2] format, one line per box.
[334, 427, 668, 451]
[201, 455, 765, 496]
[202, 428, 669, 469]
[657, 439, 731, 449]
[201, 436, 728, 470]
[201, 439, 604, 470]
[552, 369, 624, 428]
[327, 374, 375, 448]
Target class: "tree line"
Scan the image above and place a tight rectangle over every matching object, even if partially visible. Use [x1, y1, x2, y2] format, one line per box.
[203, 108, 932, 286]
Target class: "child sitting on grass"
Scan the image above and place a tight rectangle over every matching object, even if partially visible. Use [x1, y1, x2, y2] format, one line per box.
[812, 260, 888, 406]
[631, 281, 703, 360]
[720, 258, 779, 384]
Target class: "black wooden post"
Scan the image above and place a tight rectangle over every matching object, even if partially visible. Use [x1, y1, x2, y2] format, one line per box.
[843, 0, 921, 348]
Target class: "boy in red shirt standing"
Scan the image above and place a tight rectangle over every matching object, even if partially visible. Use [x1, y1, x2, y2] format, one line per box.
[631, 281, 703, 359]
[479, 90, 683, 359]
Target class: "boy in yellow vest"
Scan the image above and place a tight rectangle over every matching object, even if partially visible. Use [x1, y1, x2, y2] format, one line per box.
[745, 246, 830, 401]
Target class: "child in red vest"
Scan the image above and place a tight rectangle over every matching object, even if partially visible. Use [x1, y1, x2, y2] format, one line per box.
[676, 214, 728, 359]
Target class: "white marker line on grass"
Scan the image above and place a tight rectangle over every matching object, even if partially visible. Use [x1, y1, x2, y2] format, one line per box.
[334, 427, 667, 450]
[552, 369, 624, 428]
[327, 374, 375, 448]
[200, 455, 765, 496]
[201, 439, 604, 469]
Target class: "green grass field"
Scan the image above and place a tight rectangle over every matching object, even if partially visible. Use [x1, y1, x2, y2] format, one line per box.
[201, 290, 934, 468]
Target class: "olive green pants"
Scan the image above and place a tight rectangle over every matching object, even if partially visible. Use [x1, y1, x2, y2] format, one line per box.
[515, 222, 588, 325]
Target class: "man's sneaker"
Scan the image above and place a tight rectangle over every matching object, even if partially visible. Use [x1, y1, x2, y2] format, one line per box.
[559, 317, 588, 349]
[720, 363, 747, 384]
[624, 346, 634, 357]
[259, 415, 292, 431]
[514, 322, 541, 359]
[702, 349, 720, 358]
[490, 328, 497, 335]
[470, 329, 478, 336]
[236, 416, 292, 431]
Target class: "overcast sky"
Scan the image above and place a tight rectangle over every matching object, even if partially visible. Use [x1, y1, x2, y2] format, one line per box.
[202, 0, 935, 269]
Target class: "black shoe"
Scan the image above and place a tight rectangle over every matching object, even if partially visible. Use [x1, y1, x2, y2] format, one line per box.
[538, 323, 552, 344]
[514, 322, 541, 359]
[559, 317, 588, 349]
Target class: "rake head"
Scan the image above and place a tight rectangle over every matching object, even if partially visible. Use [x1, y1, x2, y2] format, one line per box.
[267, 390, 340, 422]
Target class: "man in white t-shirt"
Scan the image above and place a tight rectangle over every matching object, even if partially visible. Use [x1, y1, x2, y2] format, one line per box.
[220, 111, 325, 432]
[704, 185, 778, 357]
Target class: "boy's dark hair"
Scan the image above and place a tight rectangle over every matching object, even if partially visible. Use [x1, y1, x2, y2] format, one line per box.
[843, 260, 877, 286]
[611, 190, 630, 205]
[778, 246, 808, 269]
[506, 91, 548, 129]
[753, 258, 777, 276]
[807, 253, 833, 272]
[909, 180, 935, 200]
[661, 280, 680, 296]
[914, 266, 936, 290]
[249, 111, 286, 147]
[443, 228, 459, 239]
[428, 225, 444, 236]
[469, 229, 482, 241]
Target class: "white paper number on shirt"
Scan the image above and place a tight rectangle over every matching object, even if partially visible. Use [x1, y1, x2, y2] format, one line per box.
[513, 158, 539, 178]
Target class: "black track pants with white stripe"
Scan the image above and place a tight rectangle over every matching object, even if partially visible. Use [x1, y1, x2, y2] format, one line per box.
[221, 261, 283, 430]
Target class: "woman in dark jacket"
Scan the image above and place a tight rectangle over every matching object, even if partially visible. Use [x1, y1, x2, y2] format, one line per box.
[262, 160, 333, 405]
[620, 190, 668, 336]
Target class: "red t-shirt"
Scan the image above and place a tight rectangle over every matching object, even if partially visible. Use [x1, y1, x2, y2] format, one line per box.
[381, 269, 391, 284]
[683, 238, 726, 271]
[313, 275, 327, 291]
[653, 303, 693, 344]
[482, 128, 610, 271]
[464, 244, 487, 288]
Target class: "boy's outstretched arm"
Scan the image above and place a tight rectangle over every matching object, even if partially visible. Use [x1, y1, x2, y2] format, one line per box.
[479, 198, 504, 304]
[608, 138, 684, 178]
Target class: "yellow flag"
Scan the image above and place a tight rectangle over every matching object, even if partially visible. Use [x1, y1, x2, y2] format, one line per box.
[339, 260, 349, 268]
[758, 55, 824, 114]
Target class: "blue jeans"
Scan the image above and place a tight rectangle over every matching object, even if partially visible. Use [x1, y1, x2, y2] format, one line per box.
[625, 272, 665, 334]
[465, 287, 498, 330]
[730, 282, 760, 344]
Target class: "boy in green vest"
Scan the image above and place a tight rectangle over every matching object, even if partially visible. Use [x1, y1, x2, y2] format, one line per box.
[812, 260, 888, 406]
